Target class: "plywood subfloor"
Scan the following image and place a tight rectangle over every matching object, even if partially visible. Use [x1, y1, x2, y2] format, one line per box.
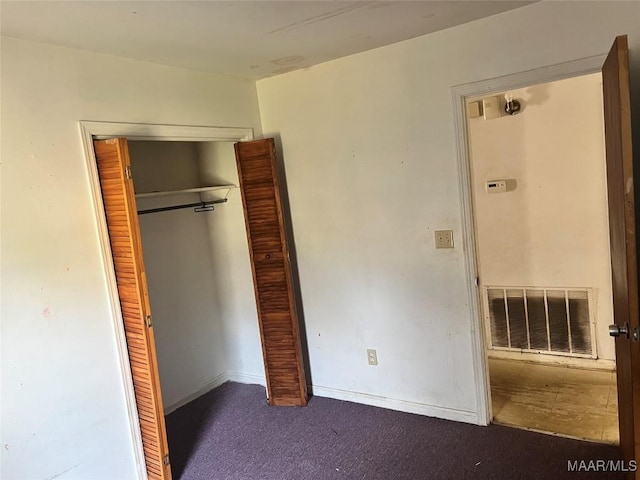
[489, 358, 619, 444]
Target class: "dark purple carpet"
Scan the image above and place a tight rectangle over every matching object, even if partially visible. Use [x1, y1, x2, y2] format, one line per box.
[165, 382, 624, 480]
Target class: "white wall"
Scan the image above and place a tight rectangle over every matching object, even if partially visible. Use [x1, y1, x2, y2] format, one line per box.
[468, 73, 615, 361]
[196, 143, 267, 385]
[129, 141, 229, 412]
[256, 1, 640, 419]
[1, 37, 261, 479]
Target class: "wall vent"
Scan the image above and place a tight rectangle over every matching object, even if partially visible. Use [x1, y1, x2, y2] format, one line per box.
[485, 287, 596, 358]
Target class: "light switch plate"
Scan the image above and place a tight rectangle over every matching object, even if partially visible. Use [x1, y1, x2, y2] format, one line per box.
[434, 230, 454, 249]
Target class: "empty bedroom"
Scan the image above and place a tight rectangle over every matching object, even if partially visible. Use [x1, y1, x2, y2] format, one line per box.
[2, 1, 639, 479]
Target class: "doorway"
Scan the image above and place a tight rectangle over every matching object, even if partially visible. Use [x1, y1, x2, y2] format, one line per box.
[128, 139, 246, 415]
[80, 123, 308, 480]
[466, 73, 619, 443]
[453, 37, 638, 463]
[128, 138, 263, 478]
[81, 124, 257, 479]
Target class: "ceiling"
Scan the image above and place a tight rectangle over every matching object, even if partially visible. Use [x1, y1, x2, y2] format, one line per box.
[1, 1, 535, 80]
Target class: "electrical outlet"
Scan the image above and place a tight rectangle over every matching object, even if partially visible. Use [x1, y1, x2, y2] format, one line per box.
[434, 230, 454, 249]
[367, 349, 378, 366]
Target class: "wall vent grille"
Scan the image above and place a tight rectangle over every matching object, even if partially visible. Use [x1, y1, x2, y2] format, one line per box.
[484, 287, 596, 358]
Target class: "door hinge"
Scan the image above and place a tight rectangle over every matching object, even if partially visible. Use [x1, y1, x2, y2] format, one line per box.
[125, 165, 132, 180]
[163, 454, 170, 466]
[145, 315, 152, 328]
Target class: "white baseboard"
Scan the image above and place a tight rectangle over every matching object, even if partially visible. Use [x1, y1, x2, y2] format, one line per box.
[227, 371, 266, 386]
[163, 372, 228, 415]
[310, 384, 480, 425]
[163, 372, 480, 426]
[488, 350, 616, 371]
[163, 371, 266, 415]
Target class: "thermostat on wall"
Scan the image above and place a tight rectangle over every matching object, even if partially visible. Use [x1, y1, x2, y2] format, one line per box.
[486, 180, 507, 193]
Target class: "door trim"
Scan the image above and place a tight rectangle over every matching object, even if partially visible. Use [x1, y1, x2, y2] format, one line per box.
[79, 121, 254, 479]
[450, 55, 606, 426]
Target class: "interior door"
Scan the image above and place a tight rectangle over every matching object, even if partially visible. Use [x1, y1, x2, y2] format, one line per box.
[94, 138, 171, 480]
[602, 35, 640, 471]
[235, 138, 308, 406]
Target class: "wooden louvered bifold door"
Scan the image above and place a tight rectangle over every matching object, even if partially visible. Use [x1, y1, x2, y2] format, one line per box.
[235, 139, 307, 406]
[94, 138, 171, 480]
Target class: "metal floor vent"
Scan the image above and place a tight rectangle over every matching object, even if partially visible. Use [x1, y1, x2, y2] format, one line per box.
[485, 287, 596, 358]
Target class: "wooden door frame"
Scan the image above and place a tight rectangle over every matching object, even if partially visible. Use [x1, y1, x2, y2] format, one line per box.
[450, 55, 607, 426]
[79, 121, 254, 480]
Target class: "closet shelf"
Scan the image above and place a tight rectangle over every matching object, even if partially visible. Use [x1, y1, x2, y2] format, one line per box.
[135, 185, 237, 199]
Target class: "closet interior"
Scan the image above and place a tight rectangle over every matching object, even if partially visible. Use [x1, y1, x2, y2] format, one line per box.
[94, 136, 309, 478]
[127, 140, 262, 415]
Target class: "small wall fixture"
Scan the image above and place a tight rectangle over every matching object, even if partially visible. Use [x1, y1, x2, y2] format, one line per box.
[504, 92, 521, 115]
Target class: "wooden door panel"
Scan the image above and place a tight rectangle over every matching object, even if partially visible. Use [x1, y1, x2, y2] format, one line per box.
[602, 35, 640, 472]
[244, 186, 278, 200]
[245, 201, 281, 223]
[94, 138, 171, 480]
[247, 207, 280, 223]
[241, 158, 276, 186]
[255, 275, 288, 293]
[254, 252, 285, 262]
[235, 138, 308, 406]
[252, 239, 284, 254]
[248, 226, 282, 239]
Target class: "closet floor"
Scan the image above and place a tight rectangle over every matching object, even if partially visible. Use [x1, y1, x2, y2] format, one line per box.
[489, 358, 619, 444]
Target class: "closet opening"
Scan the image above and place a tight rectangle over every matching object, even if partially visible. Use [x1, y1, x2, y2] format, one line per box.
[129, 139, 248, 406]
[128, 140, 256, 478]
[82, 123, 308, 480]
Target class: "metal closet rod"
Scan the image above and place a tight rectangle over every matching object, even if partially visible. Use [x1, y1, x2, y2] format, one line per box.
[137, 198, 228, 215]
